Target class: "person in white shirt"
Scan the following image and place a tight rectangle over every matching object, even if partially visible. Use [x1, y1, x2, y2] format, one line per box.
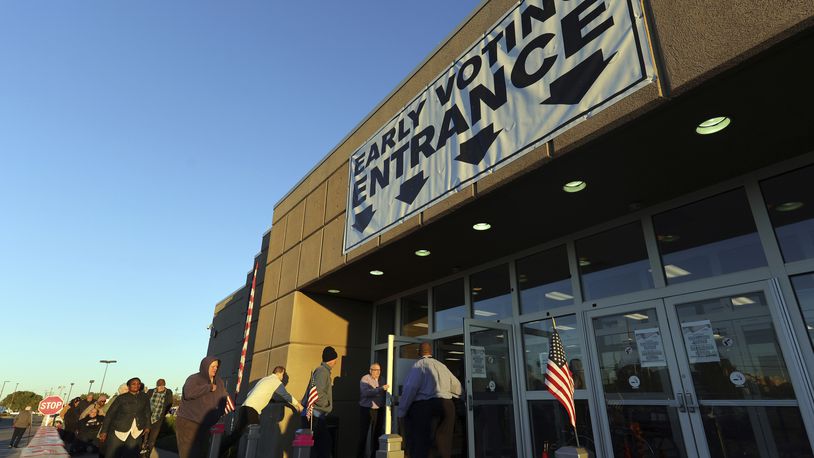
[219, 366, 302, 456]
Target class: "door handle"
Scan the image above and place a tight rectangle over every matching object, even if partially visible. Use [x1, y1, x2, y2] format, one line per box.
[676, 393, 686, 413]
[468, 394, 473, 412]
[685, 393, 696, 413]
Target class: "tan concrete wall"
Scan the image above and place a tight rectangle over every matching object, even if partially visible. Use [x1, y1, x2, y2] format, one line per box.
[250, 291, 373, 457]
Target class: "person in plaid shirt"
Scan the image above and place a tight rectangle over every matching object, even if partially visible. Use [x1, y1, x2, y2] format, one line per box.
[143, 379, 173, 454]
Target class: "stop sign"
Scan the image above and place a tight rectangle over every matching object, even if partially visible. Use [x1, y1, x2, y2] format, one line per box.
[38, 395, 64, 415]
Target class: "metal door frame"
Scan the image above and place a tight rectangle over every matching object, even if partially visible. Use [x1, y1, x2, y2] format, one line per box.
[463, 318, 524, 458]
[585, 299, 704, 457]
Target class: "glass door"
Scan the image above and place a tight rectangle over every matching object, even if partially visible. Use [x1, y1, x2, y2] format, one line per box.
[587, 301, 698, 457]
[663, 282, 814, 457]
[464, 319, 523, 458]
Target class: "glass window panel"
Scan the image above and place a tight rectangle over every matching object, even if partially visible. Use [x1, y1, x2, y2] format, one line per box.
[790, 273, 814, 351]
[473, 404, 516, 457]
[700, 406, 814, 457]
[675, 292, 794, 400]
[522, 315, 585, 391]
[374, 349, 388, 385]
[529, 400, 595, 457]
[434, 279, 467, 332]
[470, 264, 512, 320]
[396, 344, 420, 398]
[376, 301, 395, 344]
[592, 309, 673, 399]
[400, 291, 428, 337]
[654, 188, 766, 284]
[577, 222, 653, 300]
[517, 245, 573, 314]
[761, 164, 814, 262]
[606, 405, 687, 458]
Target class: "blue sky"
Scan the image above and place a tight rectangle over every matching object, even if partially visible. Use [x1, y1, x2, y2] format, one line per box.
[0, 1, 480, 398]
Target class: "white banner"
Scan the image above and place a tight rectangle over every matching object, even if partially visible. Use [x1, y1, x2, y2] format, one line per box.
[344, 0, 654, 252]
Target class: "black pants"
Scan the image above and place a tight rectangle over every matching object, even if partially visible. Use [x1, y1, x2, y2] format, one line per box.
[219, 406, 260, 457]
[356, 407, 383, 458]
[301, 414, 332, 458]
[144, 418, 164, 452]
[10, 427, 26, 447]
[104, 433, 142, 458]
[405, 398, 455, 458]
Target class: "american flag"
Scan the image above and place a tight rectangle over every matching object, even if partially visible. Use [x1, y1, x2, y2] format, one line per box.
[306, 373, 319, 420]
[545, 320, 576, 428]
[224, 393, 235, 414]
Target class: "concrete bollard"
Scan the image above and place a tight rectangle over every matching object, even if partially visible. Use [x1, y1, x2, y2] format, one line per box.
[291, 428, 314, 458]
[375, 434, 404, 458]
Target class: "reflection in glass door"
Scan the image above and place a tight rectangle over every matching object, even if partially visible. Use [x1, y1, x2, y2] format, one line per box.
[464, 319, 522, 458]
[665, 286, 814, 457]
[588, 303, 695, 457]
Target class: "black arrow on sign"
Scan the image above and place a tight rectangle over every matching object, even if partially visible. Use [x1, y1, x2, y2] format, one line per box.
[541, 50, 616, 105]
[352, 205, 376, 233]
[395, 171, 428, 205]
[454, 123, 502, 165]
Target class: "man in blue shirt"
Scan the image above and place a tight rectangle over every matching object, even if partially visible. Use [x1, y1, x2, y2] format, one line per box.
[397, 342, 462, 458]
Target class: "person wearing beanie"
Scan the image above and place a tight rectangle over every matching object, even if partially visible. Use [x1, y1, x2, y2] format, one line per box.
[301, 346, 338, 458]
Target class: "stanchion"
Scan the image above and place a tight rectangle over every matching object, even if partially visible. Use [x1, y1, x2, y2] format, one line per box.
[208, 423, 225, 458]
[291, 428, 313, 458]
[242, 425, 261, 458]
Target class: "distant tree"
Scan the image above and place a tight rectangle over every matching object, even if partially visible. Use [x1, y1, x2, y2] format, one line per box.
[0, 391, 43, 412]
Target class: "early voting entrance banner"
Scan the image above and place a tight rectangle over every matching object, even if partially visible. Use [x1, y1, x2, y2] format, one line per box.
[344, 0, 655, 252]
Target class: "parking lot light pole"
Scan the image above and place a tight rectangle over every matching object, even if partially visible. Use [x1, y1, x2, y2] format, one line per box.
[88, 380, 95, 396]
[67, 382, 75, 400]
[98, 360, 117, 396]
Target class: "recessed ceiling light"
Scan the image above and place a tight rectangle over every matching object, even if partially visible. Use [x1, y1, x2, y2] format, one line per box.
[664, 264, 691, 278]
[474, 310, 497, 317]
[328, 289, 340, 294]
[776, 201, 804, 212]
[657, 234, 681, 243]
[624, 313, 649, 320]
[448, 351, 464, 355]
[472, 287, 483, 292]
[472, 222, 492, 231]
[370, 270, 384, 276]
[414, 249, 431, 257]
[730, 296, 755, 306]
[578, 257, 591, 267]
[545, 291, 574, 301]
[563, 180, 587, 193]
[696, 116, 731, 135]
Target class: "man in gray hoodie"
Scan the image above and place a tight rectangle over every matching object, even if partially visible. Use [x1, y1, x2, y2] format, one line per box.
[301, 346, 338, 458]
[9, 406, 33, 448]
[175, 356, 227, 458]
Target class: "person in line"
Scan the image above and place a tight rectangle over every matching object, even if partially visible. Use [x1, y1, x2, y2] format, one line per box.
[74, 408, 105, 454]
[220, 366, 303, 457]
[78, 393, 95, 413]
[99, 377, 152, 458]
[9, 406, 33, 448]
[301, 346, 338, 458]
[175, 356, 227, 458]
[398, 342, 462, 458]
[356, 363, 388, 458]
[62, 397, 83, 450]
[80, 395, 108, 420]
[143, 379, 173, 455]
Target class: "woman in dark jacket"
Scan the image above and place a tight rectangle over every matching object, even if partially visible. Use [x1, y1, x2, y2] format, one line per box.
[99, 378, 151, 458]
[62, 397, 83, 449]
[74, 408, 104, 454]
[175, 356, 227, 458]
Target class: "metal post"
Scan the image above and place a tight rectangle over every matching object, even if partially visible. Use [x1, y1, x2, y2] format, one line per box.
[376, 334, 404, 457]
[67, 382, 74, 400]
[243, 424, 261, 458]
[98, 360, 117, 395]
[88, 380, 95, 396]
